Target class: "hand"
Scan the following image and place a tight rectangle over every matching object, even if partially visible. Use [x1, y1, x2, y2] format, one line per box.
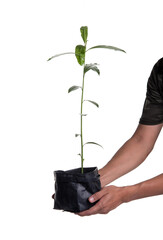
[77, 185, 125, 216]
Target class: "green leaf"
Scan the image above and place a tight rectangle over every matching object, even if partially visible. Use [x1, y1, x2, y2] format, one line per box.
[84, 142, 103, 148]
[68, 85, 81, 93]
[84, 63, 100, 75]
[80, 26, 88, 44]
[84, 100, 99, 108]
[75, 134, 81, 137]
[87, 45, 126, 53]
[47, 52, 75, 61]
[75, 45, 86, 66]
[80, 114, 87, 116]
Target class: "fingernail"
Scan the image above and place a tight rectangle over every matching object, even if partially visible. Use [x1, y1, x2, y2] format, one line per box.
[89, 196, 94, 203]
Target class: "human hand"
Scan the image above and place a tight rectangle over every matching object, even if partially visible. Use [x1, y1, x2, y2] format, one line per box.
[77, 185, 126, 216]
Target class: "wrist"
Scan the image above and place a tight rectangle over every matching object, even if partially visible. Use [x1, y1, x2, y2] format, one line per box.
[121, 184, 140, 203]
[98, 168, 110, 188]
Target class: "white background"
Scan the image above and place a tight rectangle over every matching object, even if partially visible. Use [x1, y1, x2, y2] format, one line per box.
[0, 0, 163, 239]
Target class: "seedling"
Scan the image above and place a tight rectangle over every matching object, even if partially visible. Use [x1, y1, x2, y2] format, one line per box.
[48, 26, 125, 173]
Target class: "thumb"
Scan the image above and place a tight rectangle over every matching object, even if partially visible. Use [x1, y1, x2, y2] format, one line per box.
[89, 189, 105, 203]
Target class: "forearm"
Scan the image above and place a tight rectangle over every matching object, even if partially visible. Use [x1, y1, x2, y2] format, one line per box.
[123, 173, 163, 203]
[99, 136, 152, 187]
[99, 124, 162, 187]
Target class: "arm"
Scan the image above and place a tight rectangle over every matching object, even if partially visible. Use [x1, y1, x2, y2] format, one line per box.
[78, 173, 163, 216]
[124, 173, 163, 202]
[99, 123, 162, 187]
[77, 123, 163, 216]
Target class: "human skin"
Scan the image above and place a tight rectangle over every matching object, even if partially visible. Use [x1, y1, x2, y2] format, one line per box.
[77, 123, 163, 216]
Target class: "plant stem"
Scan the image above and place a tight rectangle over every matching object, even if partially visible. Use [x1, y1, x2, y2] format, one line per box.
[80, 43, 87, 174]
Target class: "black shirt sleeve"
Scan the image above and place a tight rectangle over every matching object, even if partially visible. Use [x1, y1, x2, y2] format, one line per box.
[139, 58, 163, 125]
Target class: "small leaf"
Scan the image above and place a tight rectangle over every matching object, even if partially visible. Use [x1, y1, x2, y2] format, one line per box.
[84, 100, 99, 108]
[47, 52, 75, 61]
[84, 142, 103, 149]
[87, 45, 126, 53]
[77, 153, 81, 156]
[84, 63, 100, 75]
[80, 114, 87, 116]
[75, 134, 81, 137]
[75, 45, 86, 66]
[80, 26, 88, 44]
[68, 85, 81, 93]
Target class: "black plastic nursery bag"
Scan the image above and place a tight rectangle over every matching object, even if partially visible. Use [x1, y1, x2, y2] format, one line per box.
[54, 167, 101, 213]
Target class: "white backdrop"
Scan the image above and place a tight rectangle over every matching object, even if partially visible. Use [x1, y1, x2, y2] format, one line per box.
[0, 0, 163, 239]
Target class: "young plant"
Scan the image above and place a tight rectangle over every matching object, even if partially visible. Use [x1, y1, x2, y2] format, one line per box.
[48, 26, 126, 174]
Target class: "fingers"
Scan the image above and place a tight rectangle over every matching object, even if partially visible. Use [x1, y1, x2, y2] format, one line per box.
[77, 201, 103, 216]
[77, 188, 109, 216]
[88, 187, 108, 203]
[52, 187, 109, 216]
